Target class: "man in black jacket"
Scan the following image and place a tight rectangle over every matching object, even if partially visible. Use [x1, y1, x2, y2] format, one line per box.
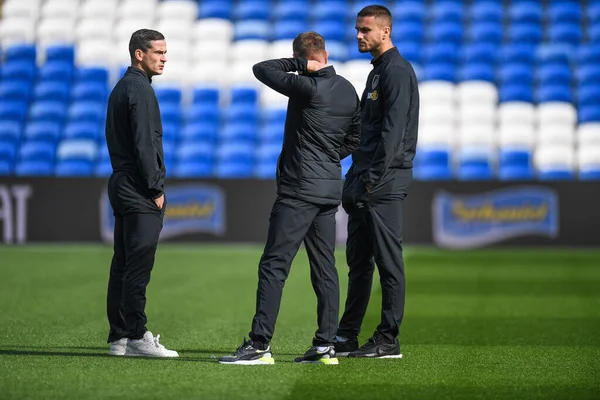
[105, 29, 178, 358]
[219, 32, 361, 365]
[334, 5, 419, 359]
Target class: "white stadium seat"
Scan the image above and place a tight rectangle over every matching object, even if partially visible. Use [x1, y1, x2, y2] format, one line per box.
[230, 40, 269, 64]
[418, 124, 456, 147]
[156, 19, 195, 42]
[537, 125, 575, 146]
[193, 19, 234, 43]
[457, 81, 498, 106]
[57, 140, 98, 161]
[158, 0, 199, 23]
[577, 123, 600, 146]
[190, 62, 230, 86]
[76, 39, 115, 68]
[79, 0, 119, 19]
[458, 124, 495, 148]
[153, 62, 190, 87]
[229, 61, 260, 85]
[118, 0, 157, 20]
[498, 124, 536, 149]
[419, 81, 456, 106]
[192, 41, 230, 64]
[343, 60, 372, 83]
[260, 86, 289, 108]
[268, 40, 294, 60]
[577, 146, 600, 172]
[420, 103, 456, 126]
[498, 102, 536, 127]
[535, 145, 575, 172]
[2, 0, 41, 19]
[41, 0, 79, 20]
[76, 19, 114, 42]
[459, 104, 496, 126]
[0, 17, 36, 46]
[537, 102, 577, 128]
[36, 18, 76, 44]
[114, 18, 155, 42]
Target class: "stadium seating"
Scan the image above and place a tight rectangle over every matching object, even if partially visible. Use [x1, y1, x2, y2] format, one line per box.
[0, 0, 598, 180]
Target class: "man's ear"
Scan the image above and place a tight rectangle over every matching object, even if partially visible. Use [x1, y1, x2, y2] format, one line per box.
[325, 51, 329, 65]
[135, 49, 144, 62]
[292, 52, 297, 58]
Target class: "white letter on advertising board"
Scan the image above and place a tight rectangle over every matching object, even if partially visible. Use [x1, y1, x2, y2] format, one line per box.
[12, 185, 32, 244]
[0, 186, 13, 244]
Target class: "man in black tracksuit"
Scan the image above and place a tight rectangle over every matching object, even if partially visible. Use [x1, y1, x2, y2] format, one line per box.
[335, 5, 419, 359]
[105, 29, 177, 358]
[219, 32, 361, 365]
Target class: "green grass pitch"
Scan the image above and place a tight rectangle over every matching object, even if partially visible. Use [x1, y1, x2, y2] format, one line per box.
[0, 245, 599, 399]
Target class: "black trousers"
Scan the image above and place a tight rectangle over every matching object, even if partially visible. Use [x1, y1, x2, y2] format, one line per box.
[337, 168, 412, 343]
[250, 195, 340, 347]
[106, 172, 164, 343]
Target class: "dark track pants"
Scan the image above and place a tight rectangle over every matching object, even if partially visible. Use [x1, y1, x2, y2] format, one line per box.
[337, 169, 412, 343]
[250, 195, 340, 347]
[106, 172, 164, 343]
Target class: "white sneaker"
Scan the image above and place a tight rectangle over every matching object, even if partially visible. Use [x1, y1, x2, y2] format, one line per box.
[124, 331, 179, 358]
[109, 338, 127, 356]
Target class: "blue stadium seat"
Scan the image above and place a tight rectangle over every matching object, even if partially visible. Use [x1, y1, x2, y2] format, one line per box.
[498, 150, 533, 180]
[215, 161, 253, 178]
[19, 141, 56, 163]
[24, 122, 61, 142]
[312, 21, 345, 42]
[177, 141, 214, 164]
[198, 1, 232, 19]
[538, 170, 574, 181]
[0, 141, 17, 164]
[45, 45, 75, 64]
[14, 160, 54, 176]
[234, 1, 270, 20]
[413, 148, 452, 180]
[217, 142, 254, 164]
[0, 122, 20, 143]
[395, 42, 420, 64]
[469, 2, 503, 23]
[461, 43, 497, 65]
[509, 2, 542, 23]
[224, 104, 259, 124]
[459, 63, 495, 82]
[221, 122, 256, 143]
[578, 84, 600, 105]
[29, 101, 67, 124]
[468, 22, 503, 45]
[577, 65, 600, 84]
[536, 44, 573, 65]
[509, 23, 543, 44]
[548, 2, 581, 24]
[0, 160, 12, 175]
[55, 160, 93, 176]
[350, 0, 378, 17]
[94, 160, 113, 177]
[549, 23, 582, 46]
[415, 165, 453, 180]
[63, 122, 100, 140]
[272, 1, 309, 21]
[392, 1, 425, 23]
[255, 143, 281, 164]
[311, 1, 346, 23]
[160, 104, 181, 126]
[155, 87, 182, 105]
[424, 63, 457, 82]
[327, 41, 348, 62]
[76, 67, 109, 84]
[159, 123, 177, 144]
[234, 20, 270, 41]
[423, 43, 460, 64]
[1, 62, 36, 83]
[231, 87, 258, 105]
[499, 64, 534, 86]
[0, 101, 28, 123]
[258, 123, 285, 143]
[499, 84, 534, 103]
[181, 122, 219, 143]
[500, 44, 536, 65]
[254, 160, 277, 179]
[537, 63, 571, 86]
[537, 84, 572, 103]
[589, 3, 600, 24]
[431, 2, 463, 22]
[579, 105, 600, 123]
[193, 87, 219, 105]
[4, 44, 36, 63]
[457, 160, 493, 181]
[67, 102, 105, 123]
[0, 82, 32, 102]
[428, 22, 463, 44]
[71, 83, 108, 103]
[34, 81, 70, 103]
[262, 108, 287, 125]
[347, 44, 373, 60]
[187, 103, 220, 124]
[392, 22, 424, 44]
[38, 62, 74, 83]
[272, 21, 308, 41]
[174, 161, 213, 178]
[580, 169, 600, 181]
[578, 45, 600, 64]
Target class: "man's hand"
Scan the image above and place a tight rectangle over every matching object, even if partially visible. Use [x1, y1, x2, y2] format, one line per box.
[154, 194, 165, 210]
[306, 60, 327, 73]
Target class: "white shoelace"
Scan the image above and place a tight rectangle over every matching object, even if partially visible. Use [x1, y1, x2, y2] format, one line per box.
[152, 334, 166, 350]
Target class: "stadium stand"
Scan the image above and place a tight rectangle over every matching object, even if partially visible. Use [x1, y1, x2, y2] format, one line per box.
[0, 0, 598, 180]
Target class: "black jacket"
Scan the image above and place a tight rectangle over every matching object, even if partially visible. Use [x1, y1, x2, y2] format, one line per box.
[253, 58, 361, 205]
[349, 47, 419, 193]
[105, 67, 165, 200]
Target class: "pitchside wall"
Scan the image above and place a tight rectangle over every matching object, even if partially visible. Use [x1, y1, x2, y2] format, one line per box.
[0, 178, 598, 248]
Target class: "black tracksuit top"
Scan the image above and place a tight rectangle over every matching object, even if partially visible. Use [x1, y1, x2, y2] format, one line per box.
[253, 57, 361, 206]
[105, 67, 165, 199]
[352, 47, 419, 187]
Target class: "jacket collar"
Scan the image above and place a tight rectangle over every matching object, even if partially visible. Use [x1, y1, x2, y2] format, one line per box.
[306, 65, 336, 78]
[371, 46, 399, 67]
[127, 66, 152, 83]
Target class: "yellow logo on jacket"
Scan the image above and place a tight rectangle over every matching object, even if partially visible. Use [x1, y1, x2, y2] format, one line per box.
[367, 90, 378, 100]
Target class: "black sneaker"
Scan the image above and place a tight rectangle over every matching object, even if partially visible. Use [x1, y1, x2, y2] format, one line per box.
[348, 333, 402, 359]
[294, 346, 338, 365]
[334, 337, 359, 357]
[218, 338, 275, 365]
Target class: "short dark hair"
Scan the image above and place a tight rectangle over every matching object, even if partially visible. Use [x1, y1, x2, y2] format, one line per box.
[129, 29, 165, 60]
[357, 5, 393, 30]
[293, 32, 326, 58]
